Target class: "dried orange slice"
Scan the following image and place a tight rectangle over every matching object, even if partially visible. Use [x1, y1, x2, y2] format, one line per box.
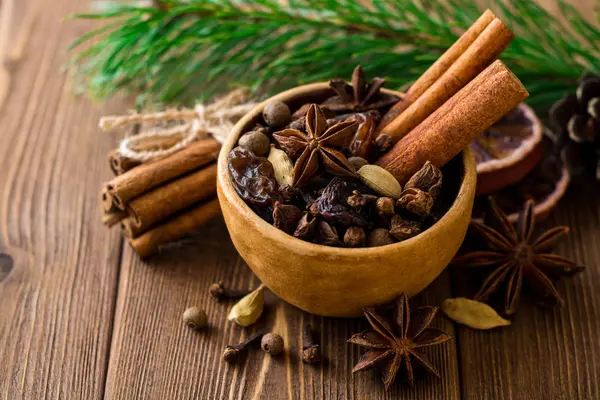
[472, 104, 543, 195]
[472, 139, 570, 223]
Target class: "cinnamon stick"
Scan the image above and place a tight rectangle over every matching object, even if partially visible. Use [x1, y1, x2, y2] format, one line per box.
[103, 209, 128, 227]
[107, 135, 195, 176]
[127, 163, 218, 232]
[108, 150, 141, 175]
[376, 60, 528, 183]
[101, 187, 119, 212]
[106, 137, 220, 209]
[378, 10, 496, 132]
[379, 17, 514, 142]
[130, 198, 221, 258]
[121, 218, 141, 238]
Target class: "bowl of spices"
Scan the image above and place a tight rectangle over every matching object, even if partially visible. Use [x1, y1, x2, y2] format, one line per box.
[218, 62, 527, 317]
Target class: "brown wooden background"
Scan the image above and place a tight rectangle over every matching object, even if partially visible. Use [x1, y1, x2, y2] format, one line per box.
[0, 0, 599, 399]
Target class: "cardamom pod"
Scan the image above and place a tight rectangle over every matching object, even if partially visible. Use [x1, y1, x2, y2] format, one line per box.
[442, 297, 511, 330]
[357, 165, 402, 199]
[268, 145, 294, 186]
[228, 284, 265, 327]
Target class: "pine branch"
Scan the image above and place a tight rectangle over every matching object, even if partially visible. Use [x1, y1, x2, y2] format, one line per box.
[69, 0, 600, 110]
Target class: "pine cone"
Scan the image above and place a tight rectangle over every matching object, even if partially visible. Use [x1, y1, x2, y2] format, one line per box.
[549, 73, 600, 180]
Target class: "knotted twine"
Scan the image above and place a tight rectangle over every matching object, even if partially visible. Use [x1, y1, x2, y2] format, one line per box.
[99, 88, 258, 162]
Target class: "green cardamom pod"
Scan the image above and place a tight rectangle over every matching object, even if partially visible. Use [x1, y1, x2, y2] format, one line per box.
[442, 297, 511, 330]
[228, 284, 265, 327]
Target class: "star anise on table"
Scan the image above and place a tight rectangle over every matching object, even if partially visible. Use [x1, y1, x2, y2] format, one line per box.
[348, 294, 451, 390]
[322, 65, 400, 113]
[453, 198, 584, 315]
[273, 104, 358, 187]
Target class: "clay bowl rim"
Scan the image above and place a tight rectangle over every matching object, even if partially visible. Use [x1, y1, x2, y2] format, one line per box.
[217, 82, 477, 256]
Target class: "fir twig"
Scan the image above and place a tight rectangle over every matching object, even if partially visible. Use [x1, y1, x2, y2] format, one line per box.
[69, 0, 600, 110]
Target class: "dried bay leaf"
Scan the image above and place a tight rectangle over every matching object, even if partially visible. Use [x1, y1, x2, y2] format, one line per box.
[442, 297, 511, 330]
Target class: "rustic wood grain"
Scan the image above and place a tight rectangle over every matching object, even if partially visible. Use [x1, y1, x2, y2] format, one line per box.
[0, 0, 126, 398]
[453, 184, 600, 400]
[1, 0, 600, 399]
[103, 219, 460, 400]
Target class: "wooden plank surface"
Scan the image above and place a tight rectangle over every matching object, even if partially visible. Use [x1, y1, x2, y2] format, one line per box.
[454, 184, 600, 400]
[104, 222, 460, 399]
[1, 0, 599, 399]
[0, 0, 127, 398]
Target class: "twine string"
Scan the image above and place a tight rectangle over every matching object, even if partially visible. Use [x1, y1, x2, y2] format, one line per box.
[99, 88, 258, 162]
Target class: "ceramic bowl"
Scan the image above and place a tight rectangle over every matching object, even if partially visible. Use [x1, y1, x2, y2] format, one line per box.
[217, 82, 477, 317]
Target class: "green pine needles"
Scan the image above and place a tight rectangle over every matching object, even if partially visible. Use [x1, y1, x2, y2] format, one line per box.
[69, 0, 600, 110]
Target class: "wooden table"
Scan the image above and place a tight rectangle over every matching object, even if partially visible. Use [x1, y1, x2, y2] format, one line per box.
[1, 1, 599, 399]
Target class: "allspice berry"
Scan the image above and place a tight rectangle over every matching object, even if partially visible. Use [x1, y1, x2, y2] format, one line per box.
[367, 228, 395, 247]
[344, 226, 366, 247]
[376, 197, 395, 216]
[261, 333, 284, 355]
[263, 101, 291, 128]
[182, 306, 208, 330]
[238, 131, 270, 156]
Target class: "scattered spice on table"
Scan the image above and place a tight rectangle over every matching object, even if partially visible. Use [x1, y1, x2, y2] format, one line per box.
[261, 333, 284, 356]
[302, 324, 321, 364]
[348, 294, 451, 390]
[227, 284, 265, 327]
[209, 282, 253, 302]
[182, 306, 208, 330]
[453, 197, 585, 315]
[223, 332, 265, 364]
[442, 298, 511, 330]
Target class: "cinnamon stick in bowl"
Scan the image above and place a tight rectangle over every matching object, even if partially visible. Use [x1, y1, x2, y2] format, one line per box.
[378, 18, 514, 144]
[376, 60, 528, 184]
[377, 9, 497, 132]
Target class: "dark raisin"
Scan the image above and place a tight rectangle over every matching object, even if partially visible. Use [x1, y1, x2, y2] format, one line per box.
[227, 147, 281, 207]
[273, 202, 303, 234]
[312, 177, 375, 228]
[315, 220, 342, 246]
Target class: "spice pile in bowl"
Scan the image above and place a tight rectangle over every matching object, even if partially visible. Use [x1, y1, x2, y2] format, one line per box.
[227, 66, 462, 248]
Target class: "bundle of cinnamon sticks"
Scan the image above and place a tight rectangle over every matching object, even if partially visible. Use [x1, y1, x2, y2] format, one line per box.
[375, 10, 528, 182]
[102, 137, 222, 258]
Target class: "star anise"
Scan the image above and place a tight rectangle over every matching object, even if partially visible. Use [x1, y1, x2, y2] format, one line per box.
[322, 65, 399, 113]
[348, 294, 451, 390]
[453, 198, 584, 315]
[273, 104, 358, 187]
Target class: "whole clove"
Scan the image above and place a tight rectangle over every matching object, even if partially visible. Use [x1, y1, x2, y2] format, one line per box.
[302, 324, 321, 364]
[209, 282, 253, 302]
[347, 190, 377, 209]
[223, 332, 265, 364]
